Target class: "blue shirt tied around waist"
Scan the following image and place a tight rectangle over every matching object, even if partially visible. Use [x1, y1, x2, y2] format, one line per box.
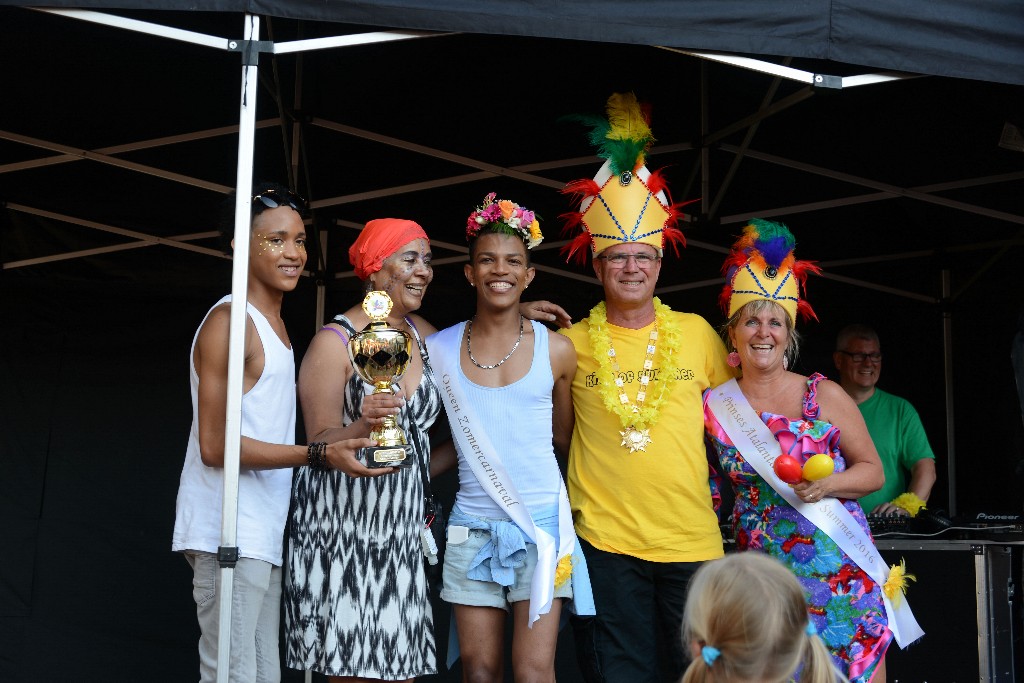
[444, 504, 596, 668]
[448, 503, 595, 614]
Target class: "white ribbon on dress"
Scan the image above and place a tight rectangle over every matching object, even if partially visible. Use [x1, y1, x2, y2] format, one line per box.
[706, 379, 924, 648]
[432, 324, 576, 626]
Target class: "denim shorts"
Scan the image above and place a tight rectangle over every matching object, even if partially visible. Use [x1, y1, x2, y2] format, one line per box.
[440, 526, 573, 610]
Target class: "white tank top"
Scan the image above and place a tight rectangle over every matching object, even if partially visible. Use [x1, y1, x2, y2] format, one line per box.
[172, 295, 296, 565]
[454, 320, 562, 518]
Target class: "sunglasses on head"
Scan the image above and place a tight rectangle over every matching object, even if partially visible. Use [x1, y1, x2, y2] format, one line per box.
[252, 189, 307, 214]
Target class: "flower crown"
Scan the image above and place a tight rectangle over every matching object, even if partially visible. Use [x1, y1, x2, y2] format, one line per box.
[466, 192, 543, 249]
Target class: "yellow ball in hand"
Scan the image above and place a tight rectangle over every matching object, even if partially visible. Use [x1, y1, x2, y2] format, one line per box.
[802, 453, 835, 481]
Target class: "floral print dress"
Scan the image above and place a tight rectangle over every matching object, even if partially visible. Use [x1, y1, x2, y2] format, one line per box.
[703, 373, 892, 682]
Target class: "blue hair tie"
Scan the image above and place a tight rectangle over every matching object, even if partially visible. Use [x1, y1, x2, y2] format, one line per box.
[806, 622, 817, 636]
[701, 645, 721, 665]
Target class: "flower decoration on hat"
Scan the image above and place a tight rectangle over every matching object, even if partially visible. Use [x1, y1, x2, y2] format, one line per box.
[466, 192, 543, 249]
[719, 218, 820, 323]
[560, 92, 690, 263]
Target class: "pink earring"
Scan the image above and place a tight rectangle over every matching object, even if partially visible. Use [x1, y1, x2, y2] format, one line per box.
[727, 352, 741, 368]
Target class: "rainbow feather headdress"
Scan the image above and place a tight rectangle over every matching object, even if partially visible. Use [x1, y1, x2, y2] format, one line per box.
[560, 92, 688, 263]
[720, 219, 820, 323]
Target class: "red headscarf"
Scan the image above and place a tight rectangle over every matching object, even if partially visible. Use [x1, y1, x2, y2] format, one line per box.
[347, 218, 429, 280]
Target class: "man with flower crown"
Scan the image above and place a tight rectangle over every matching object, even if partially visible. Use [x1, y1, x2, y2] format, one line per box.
[426, 193, 595, 681]
[556, 94, 735, 683]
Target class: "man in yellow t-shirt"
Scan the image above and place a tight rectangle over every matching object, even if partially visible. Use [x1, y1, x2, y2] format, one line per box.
[557, 93, 734, 682]
[559, 241, 733, 682]
[556, 95, 735, 682]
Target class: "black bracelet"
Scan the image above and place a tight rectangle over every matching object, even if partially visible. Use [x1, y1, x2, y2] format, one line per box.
[306, 442, 328, 470]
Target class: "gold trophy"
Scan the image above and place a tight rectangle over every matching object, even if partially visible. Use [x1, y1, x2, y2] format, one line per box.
[347, 291, 414, 468]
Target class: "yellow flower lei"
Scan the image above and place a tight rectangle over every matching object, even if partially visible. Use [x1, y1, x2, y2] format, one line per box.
[587, 297, 682, 431]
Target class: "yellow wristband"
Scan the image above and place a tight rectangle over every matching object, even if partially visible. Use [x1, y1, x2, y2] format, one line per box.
[890, 492, 926, 517]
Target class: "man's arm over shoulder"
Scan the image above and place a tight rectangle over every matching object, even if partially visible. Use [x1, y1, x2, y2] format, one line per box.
[522, 300, 573, 329]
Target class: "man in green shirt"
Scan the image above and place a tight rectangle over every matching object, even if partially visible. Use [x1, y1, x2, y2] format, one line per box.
[834, 324, 937, 516]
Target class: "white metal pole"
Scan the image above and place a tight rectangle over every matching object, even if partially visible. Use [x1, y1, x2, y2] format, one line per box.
[216, 14, 261, 683]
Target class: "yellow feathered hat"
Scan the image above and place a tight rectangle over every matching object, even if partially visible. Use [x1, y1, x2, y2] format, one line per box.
[560, 93, 688, 261]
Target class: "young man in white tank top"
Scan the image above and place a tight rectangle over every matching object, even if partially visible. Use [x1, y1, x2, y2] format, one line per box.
[171, 183, 383, 683]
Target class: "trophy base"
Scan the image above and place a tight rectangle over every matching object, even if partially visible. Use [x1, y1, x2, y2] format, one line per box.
[360, 443, 414, 468]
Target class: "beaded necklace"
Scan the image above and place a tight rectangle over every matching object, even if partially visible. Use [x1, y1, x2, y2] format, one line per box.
[587, 297, 682, 452]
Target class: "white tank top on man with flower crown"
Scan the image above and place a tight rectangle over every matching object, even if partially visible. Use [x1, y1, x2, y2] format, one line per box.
[452, 319, 562, 518]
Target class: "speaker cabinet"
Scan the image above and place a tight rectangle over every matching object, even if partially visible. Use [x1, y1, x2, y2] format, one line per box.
[876, 540, 1022, 682]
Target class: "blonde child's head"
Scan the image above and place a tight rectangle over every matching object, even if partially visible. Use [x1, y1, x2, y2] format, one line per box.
[680, 553, 845, 683]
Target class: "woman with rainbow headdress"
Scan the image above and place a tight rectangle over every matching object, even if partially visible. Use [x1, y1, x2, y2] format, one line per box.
[702, 219, 923, 682]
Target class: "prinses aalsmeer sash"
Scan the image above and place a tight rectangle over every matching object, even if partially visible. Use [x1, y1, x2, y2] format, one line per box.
[706, 379, 924, 648]
[431, 323, 575, 626]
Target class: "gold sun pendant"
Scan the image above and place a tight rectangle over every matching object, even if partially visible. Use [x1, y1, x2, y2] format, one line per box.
[620, 426, 652, 453]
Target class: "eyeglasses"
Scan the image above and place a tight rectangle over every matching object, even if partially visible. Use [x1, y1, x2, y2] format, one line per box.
[252, 189, 307, 214]
[596, 252, 660, 267]
[837, 350, 883, 363]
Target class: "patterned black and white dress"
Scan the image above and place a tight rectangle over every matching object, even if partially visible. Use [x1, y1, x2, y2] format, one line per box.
[284, 315, 441, 679]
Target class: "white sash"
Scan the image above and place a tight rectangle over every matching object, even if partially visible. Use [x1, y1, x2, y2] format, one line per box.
[431, 323, 575, 626]
[706, 379, 924, 648]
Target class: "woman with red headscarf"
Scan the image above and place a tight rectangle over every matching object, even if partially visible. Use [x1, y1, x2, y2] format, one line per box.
[283, 218, 569, 682]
